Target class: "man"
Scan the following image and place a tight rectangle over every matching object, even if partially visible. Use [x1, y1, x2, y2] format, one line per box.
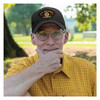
[4, 7, 96, 96]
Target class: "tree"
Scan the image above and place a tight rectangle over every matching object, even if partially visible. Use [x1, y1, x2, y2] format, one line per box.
[5, 4, 42, 35]
[75, 4, 96, 31]
[4, 4, 28, 59]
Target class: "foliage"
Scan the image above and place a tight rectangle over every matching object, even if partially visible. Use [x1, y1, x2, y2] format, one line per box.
[75, 4, 96, 31]
[74, 22, 96, 32]
[5, 4, 42, 35]
[4, 4, 28, 59]
[4, 4, 15, 10]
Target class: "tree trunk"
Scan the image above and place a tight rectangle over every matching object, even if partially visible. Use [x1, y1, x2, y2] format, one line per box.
[4, 14, 28, 60]
[22, 21, 29, 35]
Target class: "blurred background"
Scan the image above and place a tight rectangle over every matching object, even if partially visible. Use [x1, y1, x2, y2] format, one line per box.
[4, 3, 96, 74]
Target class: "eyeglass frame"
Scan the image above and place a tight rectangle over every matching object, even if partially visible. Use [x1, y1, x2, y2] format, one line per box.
[35, 29, 66, 41]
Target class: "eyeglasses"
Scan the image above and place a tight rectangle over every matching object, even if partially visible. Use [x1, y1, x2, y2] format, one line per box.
[36, 29, 65, 41]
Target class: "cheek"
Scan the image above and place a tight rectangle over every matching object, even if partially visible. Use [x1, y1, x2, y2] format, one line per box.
[35, 39, 45, 49]
[35, 38, 64, 50]
[55, 40, 64, 48]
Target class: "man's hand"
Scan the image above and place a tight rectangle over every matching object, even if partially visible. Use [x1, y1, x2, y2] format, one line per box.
[36, 49, 63, 74]
[24, 92, 31, 96]
[4, 48, 63, 96]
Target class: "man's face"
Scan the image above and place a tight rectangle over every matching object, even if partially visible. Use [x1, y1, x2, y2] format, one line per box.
[31, 23, 68, 54]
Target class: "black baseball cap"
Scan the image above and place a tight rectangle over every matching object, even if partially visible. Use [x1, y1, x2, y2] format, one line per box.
[31, 7, 66, 33]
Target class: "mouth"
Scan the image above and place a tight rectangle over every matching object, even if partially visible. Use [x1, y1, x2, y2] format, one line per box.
[43, 48, 58, 52]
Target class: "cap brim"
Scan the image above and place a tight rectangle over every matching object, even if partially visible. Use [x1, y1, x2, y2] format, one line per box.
[32, 20, 66, 33]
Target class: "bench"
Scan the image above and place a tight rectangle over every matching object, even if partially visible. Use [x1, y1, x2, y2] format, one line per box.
[82, 31, 96, 39]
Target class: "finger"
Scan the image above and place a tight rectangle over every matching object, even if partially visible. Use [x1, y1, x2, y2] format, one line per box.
[24, 92, 31, 96]
[51, 58, 60, 65]
[57, 54, 63, 59]
[52, 63, 62, 70]
[51, 49, 63, 54]
[57, 63, 62, 68]
[58, 63, 62, 68]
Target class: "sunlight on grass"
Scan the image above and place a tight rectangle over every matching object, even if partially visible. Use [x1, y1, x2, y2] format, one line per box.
[4, 58, 14, 63]
[64, 43, 96, 48]
[13, 35, 31, 42]
[68, 33, 83, 41]
[18, 43, 36, 48]
[68, 33, 96, 41]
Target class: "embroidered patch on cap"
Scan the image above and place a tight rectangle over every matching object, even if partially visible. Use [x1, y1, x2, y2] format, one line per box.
[39, 10, 54, 18]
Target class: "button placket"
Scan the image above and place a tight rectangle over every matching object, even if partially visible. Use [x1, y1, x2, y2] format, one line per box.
[51, 75, 57, 96]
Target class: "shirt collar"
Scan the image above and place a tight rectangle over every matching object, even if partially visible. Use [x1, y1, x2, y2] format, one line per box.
[33, 52, 39, 63]
[33, 52, 71, 78]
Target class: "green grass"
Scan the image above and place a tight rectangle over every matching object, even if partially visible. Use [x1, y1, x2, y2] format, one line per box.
[64, 43, 96, 48]
[13, 35, 31, 42]
[18, 43, 36, 48]
[68, 33, 96, 41]
[4, 58, 14, 63]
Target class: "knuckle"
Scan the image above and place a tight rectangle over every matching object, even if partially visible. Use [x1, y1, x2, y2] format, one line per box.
[55, 58, 59, 63]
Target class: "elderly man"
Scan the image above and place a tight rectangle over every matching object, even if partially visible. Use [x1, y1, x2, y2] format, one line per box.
[4, 7, 96, 96]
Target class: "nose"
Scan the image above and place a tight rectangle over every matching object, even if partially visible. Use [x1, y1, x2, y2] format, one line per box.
[46, 34, 55, 45]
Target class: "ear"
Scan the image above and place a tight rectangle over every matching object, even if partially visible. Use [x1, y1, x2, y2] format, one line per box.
[30, 33, 36, 45]
[64, 31, 69, 44]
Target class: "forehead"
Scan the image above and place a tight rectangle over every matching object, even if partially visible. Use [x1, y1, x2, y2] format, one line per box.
[38, 23, 61, 32]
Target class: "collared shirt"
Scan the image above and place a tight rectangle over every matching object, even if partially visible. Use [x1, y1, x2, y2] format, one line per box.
[4, 53, 96, 96]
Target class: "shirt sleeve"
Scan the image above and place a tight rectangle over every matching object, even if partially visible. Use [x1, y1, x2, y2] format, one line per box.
[4, 57, 35, 78]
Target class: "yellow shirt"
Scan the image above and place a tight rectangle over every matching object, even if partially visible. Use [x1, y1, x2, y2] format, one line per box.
[4, 53, 96, 96]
